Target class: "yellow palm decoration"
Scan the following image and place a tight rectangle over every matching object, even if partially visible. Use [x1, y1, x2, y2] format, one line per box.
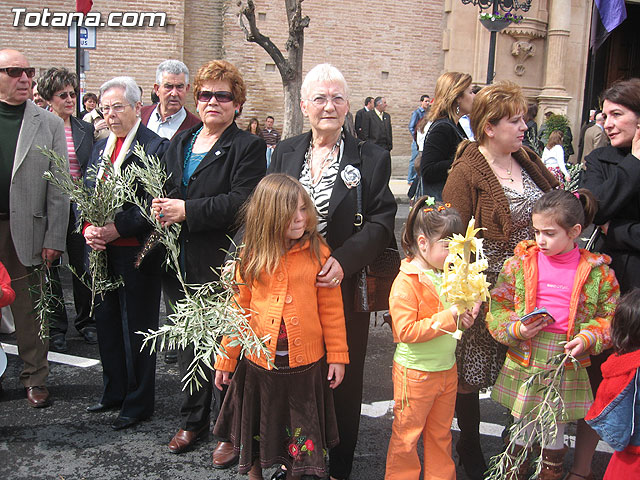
[433, 218, 491, 339]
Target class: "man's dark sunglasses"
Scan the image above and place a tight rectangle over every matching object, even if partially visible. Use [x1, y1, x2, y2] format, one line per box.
[197, 90, 234, 103]
[0, 67, 36, 78]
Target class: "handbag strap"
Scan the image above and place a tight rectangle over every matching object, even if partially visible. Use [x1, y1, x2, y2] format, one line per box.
[354, 141, 365, 232]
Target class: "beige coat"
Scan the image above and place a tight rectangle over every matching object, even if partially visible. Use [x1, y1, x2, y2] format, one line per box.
[582, 123, 610, 164]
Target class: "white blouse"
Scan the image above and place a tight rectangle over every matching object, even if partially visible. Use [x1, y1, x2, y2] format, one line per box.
[541, 144, 569, 177]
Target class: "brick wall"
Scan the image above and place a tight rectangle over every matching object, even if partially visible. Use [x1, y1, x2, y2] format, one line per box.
[0, 0, 445, 155]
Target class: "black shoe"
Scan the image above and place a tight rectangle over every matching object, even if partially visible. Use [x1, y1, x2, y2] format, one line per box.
[87, 402, 121, 413]
[50, 334, 68, 353]
[164, 350, 178, 364]
[112, 416, 139, 430]
[270, 466, 287, 480]
[81, 327, 98, 345]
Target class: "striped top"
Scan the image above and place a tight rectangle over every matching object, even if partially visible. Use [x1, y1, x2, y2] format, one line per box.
[64, 126, 81, 180]
[299, 140, 344, 237]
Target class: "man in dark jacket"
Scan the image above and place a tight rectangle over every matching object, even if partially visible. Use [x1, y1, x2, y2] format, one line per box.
[361, 96, 393, 151]
[355, 96, 373, 140]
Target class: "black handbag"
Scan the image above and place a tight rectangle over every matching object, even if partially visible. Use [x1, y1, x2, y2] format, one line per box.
[353, 142, 401, 313]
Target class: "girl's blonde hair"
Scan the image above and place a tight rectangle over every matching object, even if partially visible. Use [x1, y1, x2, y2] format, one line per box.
[428, 71, 473, 123]
[239, 174, 324, 285]
[401, 195, 464, 259]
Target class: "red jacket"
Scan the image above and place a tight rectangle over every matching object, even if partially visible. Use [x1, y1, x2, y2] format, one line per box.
[0, 261, 15, 308]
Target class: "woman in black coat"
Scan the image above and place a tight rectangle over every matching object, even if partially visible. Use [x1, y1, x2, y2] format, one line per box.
[37, 67, 96, 349]
[151, 60, 266, 457]
[268, 63, 396, 480]
[578, 78, 640, 480]
[420, 71, 475, 200]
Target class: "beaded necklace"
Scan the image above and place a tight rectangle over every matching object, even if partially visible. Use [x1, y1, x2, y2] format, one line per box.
[182, 125, 203, 187]
[305, 135, 342, 186]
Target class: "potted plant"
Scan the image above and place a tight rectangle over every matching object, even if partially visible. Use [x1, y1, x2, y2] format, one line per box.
[479, 11, 523, 32]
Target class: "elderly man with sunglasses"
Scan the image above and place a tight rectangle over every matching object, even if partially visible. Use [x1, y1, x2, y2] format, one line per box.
[83, 76, 169, 430]
[0, 49, 70, 407]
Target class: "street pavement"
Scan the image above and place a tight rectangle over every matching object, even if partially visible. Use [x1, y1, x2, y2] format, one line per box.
[0, 195, 613, 479]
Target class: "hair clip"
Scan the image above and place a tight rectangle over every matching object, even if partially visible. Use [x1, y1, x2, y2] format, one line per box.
[573, 192, 580, 200]
[424, 208, 434, 213]
[445, 203, 451, 208]
[424, 196, 436, 206]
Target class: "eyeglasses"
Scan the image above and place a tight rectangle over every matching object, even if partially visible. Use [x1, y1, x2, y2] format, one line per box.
[55, 91, 77, 100]
[0, 67, 36, 78]
[99, 103, 131, 114]
[197, 90, 234, 103]
[308, 95, 346, 107]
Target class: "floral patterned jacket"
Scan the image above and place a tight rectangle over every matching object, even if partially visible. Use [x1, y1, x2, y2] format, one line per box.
[489, 240, 619, 368]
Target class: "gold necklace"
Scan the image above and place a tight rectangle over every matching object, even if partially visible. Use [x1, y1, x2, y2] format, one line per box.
[491, 157, 514, 182]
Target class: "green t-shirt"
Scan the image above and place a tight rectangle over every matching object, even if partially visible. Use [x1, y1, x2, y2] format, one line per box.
[393, 270, 457, 372]
[0, 101, 26, 213]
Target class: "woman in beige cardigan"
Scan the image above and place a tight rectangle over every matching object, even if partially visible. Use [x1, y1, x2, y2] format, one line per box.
[442, 82, 557, 480]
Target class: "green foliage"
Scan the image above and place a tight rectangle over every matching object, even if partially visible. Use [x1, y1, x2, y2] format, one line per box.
[28, 264, 63, 341]
[129, 146, 272, 392]
[565, 163, 582, 192]
[485, 349, 579, 480]
[540, 114, 572, 153]
[41, 147, 130, 314]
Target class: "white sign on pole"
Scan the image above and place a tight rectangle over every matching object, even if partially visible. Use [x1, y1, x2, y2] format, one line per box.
[68, 24, 96, 49]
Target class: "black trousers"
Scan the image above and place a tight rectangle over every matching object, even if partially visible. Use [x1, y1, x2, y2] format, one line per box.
[329, 279, 371, 480]
[163, 273, 225, 432]
[50, 209, 94, 336]
[95, 245, 161, 420]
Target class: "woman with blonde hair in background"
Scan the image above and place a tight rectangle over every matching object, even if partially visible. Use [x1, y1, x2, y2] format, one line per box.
[420, 71, 475, 200]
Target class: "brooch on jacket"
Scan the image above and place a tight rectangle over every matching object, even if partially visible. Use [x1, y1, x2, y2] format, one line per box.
[341, 165, 361, 189]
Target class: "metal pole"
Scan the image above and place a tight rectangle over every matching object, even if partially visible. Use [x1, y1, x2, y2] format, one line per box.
[75, 21, 81, 117]
[486, 2, 499, 84]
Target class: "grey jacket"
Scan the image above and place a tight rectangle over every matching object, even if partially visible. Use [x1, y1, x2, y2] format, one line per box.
[9, 100, 69, 266]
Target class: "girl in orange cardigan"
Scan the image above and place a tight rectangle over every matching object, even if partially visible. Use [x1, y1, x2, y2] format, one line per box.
[214, 174, 349, 480]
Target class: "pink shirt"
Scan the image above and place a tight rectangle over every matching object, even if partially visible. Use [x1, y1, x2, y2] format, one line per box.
[536, 245, 580, 334]
[65, 126, 81, 180]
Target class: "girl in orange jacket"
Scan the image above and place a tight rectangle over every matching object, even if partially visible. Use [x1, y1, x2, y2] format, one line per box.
[385, 197, 480, 480]
[214, 174, 349, 480]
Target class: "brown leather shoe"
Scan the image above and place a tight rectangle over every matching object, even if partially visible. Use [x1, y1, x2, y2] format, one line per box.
[212, 440, 239, 469]
[25, 386, 51, 408]
[168, 424, 209, 454]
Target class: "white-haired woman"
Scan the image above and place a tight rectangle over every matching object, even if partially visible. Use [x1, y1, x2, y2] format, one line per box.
[83, 76, 169, 430]
[266, 64, 397, 480]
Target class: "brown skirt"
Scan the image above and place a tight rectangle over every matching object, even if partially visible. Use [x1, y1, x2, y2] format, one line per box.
[213, 357, 339, 477]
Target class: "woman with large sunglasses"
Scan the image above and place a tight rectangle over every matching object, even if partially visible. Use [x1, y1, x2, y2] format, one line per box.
[151, 60, 266, 459]
[36, 67, 96, 351]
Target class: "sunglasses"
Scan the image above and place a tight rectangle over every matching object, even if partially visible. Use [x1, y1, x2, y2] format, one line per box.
[55, 91, 77, 100]
[197, 90, 234, 103]
[0, 67, 36, 78]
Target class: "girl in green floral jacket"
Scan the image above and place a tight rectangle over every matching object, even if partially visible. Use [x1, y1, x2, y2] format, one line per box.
[488, 189, 619, 480]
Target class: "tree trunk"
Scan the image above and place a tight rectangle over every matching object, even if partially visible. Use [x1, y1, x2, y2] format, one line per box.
[238, 0, 308, 139]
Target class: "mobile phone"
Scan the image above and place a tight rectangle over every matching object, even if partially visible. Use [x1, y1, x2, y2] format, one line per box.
[520, 307, 555, 326]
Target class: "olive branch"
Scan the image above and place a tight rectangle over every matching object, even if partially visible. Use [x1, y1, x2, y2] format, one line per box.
[41, 147, 132, 315]
[485, 348, 579, 480]
[127, 145, 272, 393]
[28, 263, 63, 341]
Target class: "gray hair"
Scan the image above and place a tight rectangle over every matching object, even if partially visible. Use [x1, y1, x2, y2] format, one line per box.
[156, 59, 189, 85]
[300, 63, 349, 100]
[100, 76, 141, 106]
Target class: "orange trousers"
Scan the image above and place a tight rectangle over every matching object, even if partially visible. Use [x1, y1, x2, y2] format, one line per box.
[385, 361, 457, 480]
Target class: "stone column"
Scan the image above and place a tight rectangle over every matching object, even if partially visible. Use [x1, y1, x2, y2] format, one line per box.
[538, 0, 572, 115]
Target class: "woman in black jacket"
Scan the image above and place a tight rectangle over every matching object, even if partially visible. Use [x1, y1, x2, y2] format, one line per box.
[151, 60, 266, 458]
[420, 71, 475, 200]
[578, 78, 640, 480]
[268, 63, 397, 480]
